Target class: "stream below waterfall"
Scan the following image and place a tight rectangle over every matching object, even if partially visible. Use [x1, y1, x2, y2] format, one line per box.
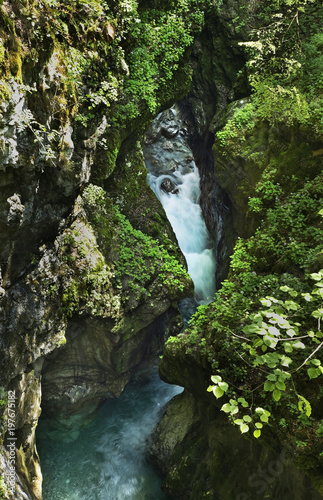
[37, 368, 181, 500]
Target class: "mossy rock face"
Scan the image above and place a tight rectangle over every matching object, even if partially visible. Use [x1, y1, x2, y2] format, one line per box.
[105, 140, 188, 269]
[28, 186, 193, 428]
[212, 101, 323, 241]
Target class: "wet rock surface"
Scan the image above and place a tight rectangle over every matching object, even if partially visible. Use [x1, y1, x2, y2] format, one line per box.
[160, 178, 178, 194]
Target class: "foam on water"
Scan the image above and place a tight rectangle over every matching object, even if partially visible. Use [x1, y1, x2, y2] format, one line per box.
[148, 164, 216, 304]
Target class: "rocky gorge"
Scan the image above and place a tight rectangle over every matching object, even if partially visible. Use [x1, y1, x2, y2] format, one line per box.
[0, 0, 323, 499]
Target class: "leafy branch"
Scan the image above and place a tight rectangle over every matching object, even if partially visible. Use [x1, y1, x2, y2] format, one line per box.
[208, 269, 323, 438]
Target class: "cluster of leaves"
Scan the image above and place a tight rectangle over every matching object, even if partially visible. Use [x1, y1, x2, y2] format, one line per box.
[216, 101, 256, 150]
[208, 269, 322, 438]
[244, 175, 323, 273]
[201, 201, 322, 446]
[216, 0, 323, 151]
[118, 0, 211, 119]
[179, 174, 323, 447]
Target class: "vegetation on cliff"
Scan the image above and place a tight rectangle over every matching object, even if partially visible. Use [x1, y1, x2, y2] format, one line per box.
[161, 0, 323, 495]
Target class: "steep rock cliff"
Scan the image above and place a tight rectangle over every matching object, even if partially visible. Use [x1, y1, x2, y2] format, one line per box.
[0, 0, 204, 497]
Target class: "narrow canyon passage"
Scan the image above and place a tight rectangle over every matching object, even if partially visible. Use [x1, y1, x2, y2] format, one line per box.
[37, 107, 216, 499]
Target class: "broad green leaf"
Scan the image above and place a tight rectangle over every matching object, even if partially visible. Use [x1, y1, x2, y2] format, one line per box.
[264, 381, 275, 391]
[252, 313, 263, 325]
[221, 403, 232, 413]
[260, 298, 272, 307]
[311, 359, 321, 367]
[254, 429, 261, 438]
[302, 293, 312, 302]
[242, 324, 262, 334]
[264, 335, 278, 348]
[238, 397, 249, 407]
[284, 300, 299, 311]
[284, 342, 293, 353]
[243, 415, 252, 423]
[310, 272, 322, 281]
[234, 419, 243, 425]
[298, 395, 312, 417]
[280, 286, 290, 292]
[280, 355, 292, 367]
[277, 318, 290, 328]
[207, 386, 214, 392]
[213, 386, 224, 398]
[312, 309, 323, 319]
[293, 341, 305, 349]
[260, 414, 269, 422]
[273, 389, 281, 402]
[255, 422, 263, 429]
[267, 374, 277, 382]
[218, 381, 229, 392]
[211, 375, 222, 384]
[268, 326, 280, 336]
[240, 424, 249, 434]
[275, 307, 285, 316]
[307, 367, 321, 379]
[275, 381, 286, 391]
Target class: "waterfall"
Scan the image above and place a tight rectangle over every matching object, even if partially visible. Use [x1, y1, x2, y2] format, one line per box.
[145, 106, 216, 306]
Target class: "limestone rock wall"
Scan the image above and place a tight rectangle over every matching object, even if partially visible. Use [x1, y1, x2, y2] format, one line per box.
[0, 1, 199, 497]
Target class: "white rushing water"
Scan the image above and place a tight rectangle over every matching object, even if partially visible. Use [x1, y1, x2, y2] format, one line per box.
[147, 151, 216, 305]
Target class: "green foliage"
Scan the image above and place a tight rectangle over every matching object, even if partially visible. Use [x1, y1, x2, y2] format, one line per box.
[61, 185, 190, 316]
[252, 80, 309, 126]
[214, 0, 323, 148]
[215, 102, 256, 150]
[234, 173, 323, 273]
[120, 1, 208, 119]
[208, 270, 323, 438]
[113, 208, 189, 301]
